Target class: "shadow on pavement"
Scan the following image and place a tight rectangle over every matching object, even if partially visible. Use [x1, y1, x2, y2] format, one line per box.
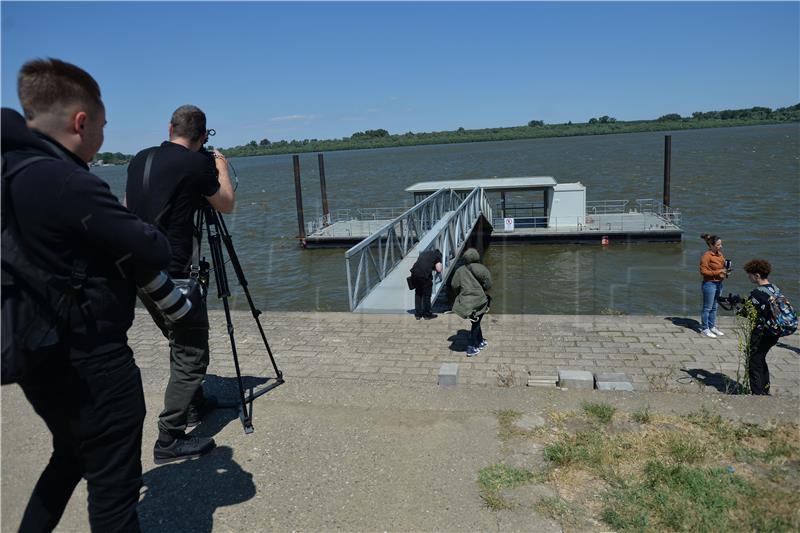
[139, 445, 255, 533]
[681, 368, 745, 395]
[189, 374, 272, 439]
[665, 316, 702, 333]
[777, 342, 800, 355]
[448, 330, 471, 352]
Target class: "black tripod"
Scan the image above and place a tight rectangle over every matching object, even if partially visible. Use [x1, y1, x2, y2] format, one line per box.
[195, 204, 284, 434]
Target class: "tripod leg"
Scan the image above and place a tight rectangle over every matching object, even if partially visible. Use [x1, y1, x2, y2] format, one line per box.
[204, 208, 254, 433]
[217, 216, 284, 382]
[221, 297, 254, 434]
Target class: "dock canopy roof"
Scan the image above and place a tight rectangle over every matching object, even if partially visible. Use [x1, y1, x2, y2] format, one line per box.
[405, 176, 558, 194]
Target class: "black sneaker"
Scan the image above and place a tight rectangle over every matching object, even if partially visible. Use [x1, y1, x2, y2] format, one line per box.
[154, 435, 216, 465]
[422, 313, 438, 320]
[186, 396, 219, 427]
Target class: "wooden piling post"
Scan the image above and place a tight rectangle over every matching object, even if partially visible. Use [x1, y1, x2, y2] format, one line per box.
[293, 155, 306, 241]
[318, 153, 331, 226]
[663, 135, 672, 207]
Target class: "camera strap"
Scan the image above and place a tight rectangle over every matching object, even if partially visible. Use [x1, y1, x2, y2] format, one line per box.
[142, 149, 155, 196]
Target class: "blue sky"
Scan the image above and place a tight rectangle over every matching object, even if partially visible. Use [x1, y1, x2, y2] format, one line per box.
[2, 1, 798, 153]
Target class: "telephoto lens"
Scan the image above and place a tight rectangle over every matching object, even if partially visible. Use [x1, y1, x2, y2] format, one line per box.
[138, 272, 193, 322]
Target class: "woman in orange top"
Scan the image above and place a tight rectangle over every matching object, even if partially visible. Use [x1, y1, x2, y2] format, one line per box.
[699, 233, 729, 338]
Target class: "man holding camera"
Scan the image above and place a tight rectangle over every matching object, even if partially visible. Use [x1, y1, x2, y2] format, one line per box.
[2, 59, 171, 531]
[125, 105, 234, 463]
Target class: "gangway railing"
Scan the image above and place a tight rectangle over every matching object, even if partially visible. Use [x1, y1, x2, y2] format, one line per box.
[425, 187, 493, 300]
[345, 187, 493, 312]
[345, 187, 462, 311]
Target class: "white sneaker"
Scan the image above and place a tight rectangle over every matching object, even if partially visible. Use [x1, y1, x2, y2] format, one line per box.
[711, 327, 725, 336]
[701, 328, 717, 338]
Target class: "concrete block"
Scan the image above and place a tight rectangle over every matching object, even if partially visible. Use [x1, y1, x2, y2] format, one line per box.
[438, 363, 458, 387]
[596, 381, 634, 391]
[595, 372, 634, 391]
[527, 380, 557, 388]
[528, 373, 558, 388]
[557, 369, 594, 390]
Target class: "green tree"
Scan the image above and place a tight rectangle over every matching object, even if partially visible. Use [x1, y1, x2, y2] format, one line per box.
[527, 120, 544, 127]
[259, 138, 271, 146]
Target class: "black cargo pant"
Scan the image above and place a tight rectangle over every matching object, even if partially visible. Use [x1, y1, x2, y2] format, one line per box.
[413, 276, 433, 317]
[470, 314, 485, 348]
[140, 291, 210, 438]
[19, 347, 145, 532]
[749, 328, 779, 395]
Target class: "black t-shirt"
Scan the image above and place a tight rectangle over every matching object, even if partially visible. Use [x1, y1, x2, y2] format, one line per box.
[126, 142, 220, 275]
[411, 250, 442, 278]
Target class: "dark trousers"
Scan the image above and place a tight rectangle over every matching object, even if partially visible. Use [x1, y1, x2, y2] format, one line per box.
[470, 314, 485, 347]
[140, 291, 210, 438]
[19, 348, 145, 532]
[749, 329, 779, 395]
[159, 312, 210, 438]
[413, 276, 432, 317]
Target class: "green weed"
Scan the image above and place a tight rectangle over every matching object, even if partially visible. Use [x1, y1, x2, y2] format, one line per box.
[534, 496, 583, 528]
[477, 463, 535, 510]
[632, 406, 651, 424]
[602, 461, 754, 532]
[582, 402, 616, 424]
[665, 434, 706, 464]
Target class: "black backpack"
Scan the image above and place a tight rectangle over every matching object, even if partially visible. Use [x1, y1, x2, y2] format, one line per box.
[1, 155, 87, 384]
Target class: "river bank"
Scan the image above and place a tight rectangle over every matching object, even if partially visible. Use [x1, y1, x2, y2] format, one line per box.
[219, 114, 799, 158]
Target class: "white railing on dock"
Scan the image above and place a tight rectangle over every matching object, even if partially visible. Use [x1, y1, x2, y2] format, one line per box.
[586, 200, 629, 215]
[634, 199, 682, 227]
[306, 206, 410, 236]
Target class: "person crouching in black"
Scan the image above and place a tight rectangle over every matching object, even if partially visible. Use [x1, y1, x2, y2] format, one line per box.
[410, 248, 443, 319]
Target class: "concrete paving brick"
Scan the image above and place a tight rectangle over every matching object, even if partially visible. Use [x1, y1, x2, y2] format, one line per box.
[558, 369, 595, 390]
[438, 363, 458, 386]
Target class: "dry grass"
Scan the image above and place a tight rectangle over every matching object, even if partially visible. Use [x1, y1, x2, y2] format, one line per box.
[481, 406, 800, 531]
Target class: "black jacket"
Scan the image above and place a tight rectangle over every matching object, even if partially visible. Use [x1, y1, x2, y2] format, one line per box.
[1, 108, 171, 358]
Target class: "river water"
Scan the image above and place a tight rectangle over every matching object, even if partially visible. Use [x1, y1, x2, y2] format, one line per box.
[95, 123, 800, 316]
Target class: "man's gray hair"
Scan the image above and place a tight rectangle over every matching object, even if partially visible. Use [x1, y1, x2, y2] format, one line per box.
[170, 105, 207, 143]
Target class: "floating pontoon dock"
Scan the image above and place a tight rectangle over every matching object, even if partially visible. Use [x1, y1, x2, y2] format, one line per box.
[304, 176, 682, 248]
[330, 176, 682, 313]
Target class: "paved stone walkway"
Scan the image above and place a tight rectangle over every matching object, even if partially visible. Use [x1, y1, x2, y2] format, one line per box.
[131, 309, 800, 397]
[3, 310, 798, 532]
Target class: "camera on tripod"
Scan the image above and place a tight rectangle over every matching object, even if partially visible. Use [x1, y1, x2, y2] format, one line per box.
[717, 293, 744, 311]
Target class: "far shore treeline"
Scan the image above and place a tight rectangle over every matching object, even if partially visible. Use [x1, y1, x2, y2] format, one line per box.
[93, 104, 800, 165]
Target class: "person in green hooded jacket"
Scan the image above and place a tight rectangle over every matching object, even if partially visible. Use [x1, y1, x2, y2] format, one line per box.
[451, 248, 492, 357]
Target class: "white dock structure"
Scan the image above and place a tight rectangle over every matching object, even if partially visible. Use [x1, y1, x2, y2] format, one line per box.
[333, 176, 681, 313]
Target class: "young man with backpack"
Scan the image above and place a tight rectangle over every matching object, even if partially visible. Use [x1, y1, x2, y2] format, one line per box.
[1, 59, 171, 531]
[743, 259, 797, 395]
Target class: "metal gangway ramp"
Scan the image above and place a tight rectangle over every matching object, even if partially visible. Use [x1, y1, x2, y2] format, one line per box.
[346, 187, 492, 313]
